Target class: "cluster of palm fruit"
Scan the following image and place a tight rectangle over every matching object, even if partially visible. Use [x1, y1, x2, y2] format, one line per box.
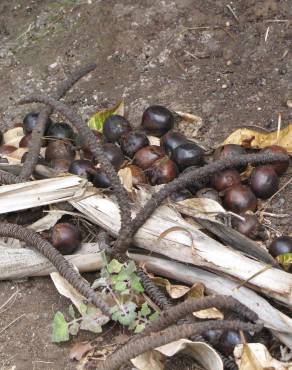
[0, 105, 290, 260]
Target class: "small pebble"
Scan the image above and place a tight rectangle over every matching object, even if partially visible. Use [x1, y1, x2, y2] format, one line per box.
[287, 100, 292, 108]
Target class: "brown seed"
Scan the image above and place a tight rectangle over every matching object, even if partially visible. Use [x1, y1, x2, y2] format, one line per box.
[250, 165, 279, 199]
[211, 169, 241, 191]
[133, 145, 165, 170]
[223, 185, 257, 213]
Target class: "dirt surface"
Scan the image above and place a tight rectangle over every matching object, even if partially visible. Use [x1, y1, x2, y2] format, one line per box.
[0, 0, 291, 369]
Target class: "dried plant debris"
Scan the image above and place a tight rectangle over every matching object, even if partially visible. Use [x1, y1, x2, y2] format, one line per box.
[0, 63, 291, 370]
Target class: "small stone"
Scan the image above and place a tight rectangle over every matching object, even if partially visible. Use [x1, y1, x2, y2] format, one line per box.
[222, 84, 228, 89]
[287, 100, 292, 108]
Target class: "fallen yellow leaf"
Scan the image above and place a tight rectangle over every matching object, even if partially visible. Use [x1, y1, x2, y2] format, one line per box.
[223, 124, 292, 154]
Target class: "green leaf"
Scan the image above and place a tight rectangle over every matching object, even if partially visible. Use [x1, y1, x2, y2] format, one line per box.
[69, 321, 80, 336]
[114, 281, 127, 292]
[68, 304, 75, 319]
[79, 303, 88, 316]
[116, 268, 128, 282]
[131, 276, 144, 293]
[125, 261, 137, 275]
[87, 100, 124, 132]
[276, 253, 292, 271]
[52, 312, 69, 343]
[107, 259, 123, 274]
[134, 323, 145, 333]
[149, 311, 159, 321]
[80, 316, 102, 334]
[115, 310, 137, 326]
[140, 302, 151, 317]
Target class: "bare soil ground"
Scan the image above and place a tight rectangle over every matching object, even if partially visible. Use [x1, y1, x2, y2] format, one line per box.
[0, 0, 291, 369]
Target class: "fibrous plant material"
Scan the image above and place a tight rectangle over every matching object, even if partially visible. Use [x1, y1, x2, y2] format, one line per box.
[95, 320, 262, 370]
[139, 295, 258, 338]
[20, 63, 97, 180]
[19, 94, 132, 253]
[0, 222, 110, 316]
[114, 151, 289, 255]
[0, 169, 23, 184]
[136, 268, 173, 310]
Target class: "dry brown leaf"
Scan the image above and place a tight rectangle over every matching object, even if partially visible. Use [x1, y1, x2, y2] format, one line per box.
[132, 339, 223, 370]
[118, 167, 133, 193]
[223, 124, 292, 153]
[193, 307, 224, 320]
[175, 111, 203, 125]
[151, 276, 190, 299]
[3, 127, 24, 146]
[173, 197, 226, 221]
[147, 136, 160, 146]
[2, 148, 28, 164]
[234, 343, 292, 370]
[69, 342, 93, 361]
[186, 283, 223, 319]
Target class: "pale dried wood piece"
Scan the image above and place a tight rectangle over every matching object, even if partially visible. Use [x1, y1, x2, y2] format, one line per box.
[0, 175, 93, 214]
[71, 194, 292, 307]
[0, 243, 103, 279]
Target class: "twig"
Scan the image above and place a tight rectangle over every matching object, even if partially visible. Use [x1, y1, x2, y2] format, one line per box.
[226, 4, 240, 23]
[0, 287, 19, 314]
[20, 63, 97, 180]
[277, 113, 282, 144]
[264, 27, 270, 43]
[96, 320, 262, 370]
[0, 313, 26, 335]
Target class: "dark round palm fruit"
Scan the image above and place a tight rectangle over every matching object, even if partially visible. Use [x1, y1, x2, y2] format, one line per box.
[202, 330, 222, 347]
[23, 112, 52, 135]
[219, 330, 244, 356]
[50, 159, 72, 172]
[141, 105, 174, 137]
[160, 130, 188, 156]
[19, 133, 47, 148]
[146, 157, 179, 185]
[45, 140, 76, 162]
[119, 131, 149, 158]
[50, 222, 82, 255]
[268, 236, 292, 258]
[92, 169, 110, 188]
[211, 169, 241, 192]
[171, 142, 204, 171]
[0, 145, 17, 155]
[103, 143, 124, 170]
[250, 165, 279, 199]
[103, 115, 131, 143]
[133, 145, 165, 170]
[47, 122, 75, 141]
[232, 213, 262, 239]
[196, 187, 221, 204]
[223, 185, 257, 213]
[260, 145, 289, 175]
[214, 144, 247, 172]
[169, 189, 193, 202]
[69, 159, 96, 181]
[127, 165, 147, 186]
